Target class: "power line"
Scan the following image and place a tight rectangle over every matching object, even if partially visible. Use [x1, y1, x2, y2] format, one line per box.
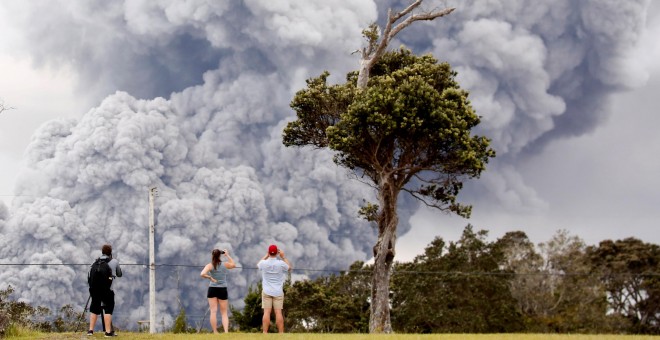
[0, 262, 658, 277]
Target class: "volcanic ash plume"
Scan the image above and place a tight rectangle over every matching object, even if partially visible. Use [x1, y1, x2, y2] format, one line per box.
[400, 0, 653, 211]
[0, 0, 380, 328]
[0, 0, 654, 328]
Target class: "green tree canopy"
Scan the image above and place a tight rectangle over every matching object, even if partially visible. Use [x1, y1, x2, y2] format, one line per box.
[230, 283, 265, 332]
[286, 49, 494, 217]
[391, 225, 523, 333]
[588, 237, 660, 334]
[498, 230, 613, 333]
[285, 261, 371, 333]
[284, 48, 495, 332]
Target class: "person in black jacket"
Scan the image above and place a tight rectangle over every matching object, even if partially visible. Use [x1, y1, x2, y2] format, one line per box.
[87, 244, 122, 337]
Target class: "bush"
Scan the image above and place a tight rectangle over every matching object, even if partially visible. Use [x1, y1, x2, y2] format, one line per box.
[0, 285, 84, 336]
[0, 309, 8, 337]
[52, 304, 86, 332]
[0, 286, 39, 336]
[172, 307, 187, 333]
[230, 284, 264, 332]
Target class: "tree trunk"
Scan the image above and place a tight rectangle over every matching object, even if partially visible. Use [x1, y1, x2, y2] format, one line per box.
[370, 175, 399, 333]
[357, 58, 372, 89]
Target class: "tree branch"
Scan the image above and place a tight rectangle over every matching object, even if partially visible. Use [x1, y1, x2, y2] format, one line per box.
[402, 187, 453, 211]
[373, 5, 454, 69]
[0, 101, 15, 114]
[357, 1, 455, 89]
[389, 7, 455, 43]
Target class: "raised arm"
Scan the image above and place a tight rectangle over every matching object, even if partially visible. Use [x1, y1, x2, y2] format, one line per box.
[223, 249, 236, 269]
[257, 253, 269, 268]
[279, 249, 292, 272]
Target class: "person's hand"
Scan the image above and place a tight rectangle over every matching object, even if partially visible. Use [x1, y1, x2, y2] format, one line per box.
[279, 249, 286, 259]
[210, 277, 217, 283]
[223, 249, 230, 256]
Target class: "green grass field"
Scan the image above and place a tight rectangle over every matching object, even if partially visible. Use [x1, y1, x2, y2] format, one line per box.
[8, 332, 660, 340]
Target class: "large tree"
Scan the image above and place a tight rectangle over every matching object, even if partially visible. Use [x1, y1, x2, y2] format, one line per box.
[498, 230, 611, 333]
[283, 40, 494, 334]
[391, 226, 523, 333]
[588, 238, 660, 334]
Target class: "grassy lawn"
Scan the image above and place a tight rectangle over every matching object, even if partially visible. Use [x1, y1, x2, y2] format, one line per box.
[9, 332, 660, 340]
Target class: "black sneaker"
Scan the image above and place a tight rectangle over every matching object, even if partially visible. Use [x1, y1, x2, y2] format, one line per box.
[104, 331, 117, 337]
[87, 330, 93, 336]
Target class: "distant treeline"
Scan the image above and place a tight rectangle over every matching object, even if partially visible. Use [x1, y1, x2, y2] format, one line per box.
[2, 225, 658, 335]
[234, 225, 659, 334]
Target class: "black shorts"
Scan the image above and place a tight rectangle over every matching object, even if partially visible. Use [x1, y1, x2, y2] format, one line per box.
[89, 289, 115, 315]
[207, 287, 228, 300]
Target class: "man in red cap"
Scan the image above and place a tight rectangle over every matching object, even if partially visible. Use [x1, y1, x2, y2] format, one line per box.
[257, 244, 292, 333]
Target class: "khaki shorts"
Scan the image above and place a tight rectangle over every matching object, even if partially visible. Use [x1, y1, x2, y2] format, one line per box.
[262, 291, 284, 310]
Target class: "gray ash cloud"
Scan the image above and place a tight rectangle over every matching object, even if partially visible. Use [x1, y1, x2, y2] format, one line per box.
[0, 0, 653, 329]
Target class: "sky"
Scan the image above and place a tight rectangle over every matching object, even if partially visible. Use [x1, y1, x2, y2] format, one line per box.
[1, 0, 659, 327]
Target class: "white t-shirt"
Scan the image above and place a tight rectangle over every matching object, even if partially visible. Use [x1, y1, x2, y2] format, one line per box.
[257, 257, 289, 296]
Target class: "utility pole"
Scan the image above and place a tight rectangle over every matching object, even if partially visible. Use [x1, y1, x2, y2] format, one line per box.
[148, 187, 157, 333]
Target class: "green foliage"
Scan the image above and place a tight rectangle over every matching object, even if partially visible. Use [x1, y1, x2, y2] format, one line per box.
[286, 261, 371, 333]
[284, 45, 495, 333]
[2, 230, 655, 336]
[497, 230, 616, 333]
[231, 280, 300, 333]
[332, 50, 493, 216]
[0, 308, 6, 337]
[0, 286, 89, 336]
[361, 23, 379, 53]
[358, 201, 379, 222]
[284, 71, 355, 149]
[2, 323, 24, 338]
[51, 304, 85, 332]
[285, 47, 494, 218]
[230, 284, 264, 333]
[391, 225, 523, 333]
[0, 285, 44, 336]
[587, 238, 660, 334]
[171, 307, 188, 333]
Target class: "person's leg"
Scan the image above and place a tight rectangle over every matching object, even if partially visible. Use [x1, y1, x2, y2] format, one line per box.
[89, 293, 101, 332]
[102, 290, 116, 334]
[89, 313, 98, 332]
[262, 307, 272, 333]
[261, 292, 273, 333]
[103, 313, 112, 334]
[219, 299, 229, 333]
[274, 309, 284, 333]
[208, 298, 219, 333]
[272, 295, 285, 333]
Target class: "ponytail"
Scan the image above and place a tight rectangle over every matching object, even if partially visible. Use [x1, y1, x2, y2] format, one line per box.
[211, 249, 222, 270]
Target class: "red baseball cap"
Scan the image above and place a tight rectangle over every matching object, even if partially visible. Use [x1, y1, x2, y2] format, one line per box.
[268, 244, 278, 255]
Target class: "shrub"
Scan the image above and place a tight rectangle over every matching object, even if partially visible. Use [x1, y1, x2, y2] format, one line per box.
[172, 307, 187, 333]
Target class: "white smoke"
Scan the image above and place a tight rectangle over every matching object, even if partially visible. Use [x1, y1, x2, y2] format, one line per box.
[0, 0, 654, 330]
[0, 0, 380, 328]
[0, 202, 8, 251]
[384, 0, 652, 211]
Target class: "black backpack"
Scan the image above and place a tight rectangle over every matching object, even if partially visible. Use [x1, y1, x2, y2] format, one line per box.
[88, 257, 113, 291]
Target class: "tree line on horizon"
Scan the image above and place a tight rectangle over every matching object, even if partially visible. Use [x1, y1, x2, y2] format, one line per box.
[1, 225, 658, 335]
[232, 225, 659, 334]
